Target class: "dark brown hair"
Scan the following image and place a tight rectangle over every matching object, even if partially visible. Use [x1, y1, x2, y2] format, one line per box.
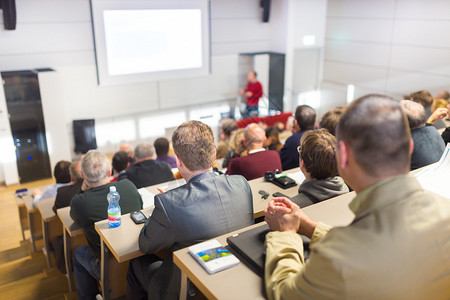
[54, 160, 71, 183]
[300, 129, 337, 180]
[172, 121, 215, 171]
[295, 105, 316, 131]
[336, 94, 411, 177]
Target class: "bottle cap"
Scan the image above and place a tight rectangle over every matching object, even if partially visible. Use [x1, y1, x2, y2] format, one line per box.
[109, 186, 116, 192]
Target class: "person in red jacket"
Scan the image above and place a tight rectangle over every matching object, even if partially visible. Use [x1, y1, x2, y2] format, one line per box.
[240, 71, 263, 118]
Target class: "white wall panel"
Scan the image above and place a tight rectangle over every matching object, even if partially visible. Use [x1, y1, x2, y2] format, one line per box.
[13, 0, 91, 23]
[395, 0, 450, 20]
[0, 51, 94, 71]
[392, 20, 450, 48]
[386, 70, 450, 95]
[0, 23, 93, 55]
[212, 40, 271, 56]
[325, 40, 391, 67]
[159, 55, 238, 109]
[326, 19, 394, 43]
[323, 61, 388, 90]
[58, 65, 159, 120]
[327, 0, 396, 19]
[389, 45, 450, 76]
[210, 0, 260, 19]
[211, 19, 270, 43]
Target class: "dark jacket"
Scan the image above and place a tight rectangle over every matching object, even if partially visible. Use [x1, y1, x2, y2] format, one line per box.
[291, 176, 349, 208]
[52, 180, 83, 213]
[411, 125, 445, 170]
[126, 159, 174, 189]
[70, 179, 143, 259]
[279, 129, 312, 171]
[139, 172, 254, 300]
[442, 126, 450, 144]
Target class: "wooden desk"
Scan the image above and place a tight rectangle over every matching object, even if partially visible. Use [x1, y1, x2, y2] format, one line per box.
[14, 192, 29, 241]
[36, 197, 62, 268]
[249, 168, 304, 219]
[57, 206, 86, 292]
[95, 207, 154, 300]
[22, 192, 43, 252]
[173, 191, 356, 300]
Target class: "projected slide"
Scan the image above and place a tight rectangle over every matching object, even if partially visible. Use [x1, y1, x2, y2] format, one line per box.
[103, 9, 203, 76]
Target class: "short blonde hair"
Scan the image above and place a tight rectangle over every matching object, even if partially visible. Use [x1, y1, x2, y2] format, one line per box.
[172, 121, 215, 171]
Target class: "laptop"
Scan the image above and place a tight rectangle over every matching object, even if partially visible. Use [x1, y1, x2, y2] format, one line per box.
[227, 224, 310, 277]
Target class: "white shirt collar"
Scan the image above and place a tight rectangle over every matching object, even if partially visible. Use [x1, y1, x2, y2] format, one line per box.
[248, 148, 266, 155]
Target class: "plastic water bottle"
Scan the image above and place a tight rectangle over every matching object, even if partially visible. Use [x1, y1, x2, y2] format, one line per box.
[107, 186, 121, 228]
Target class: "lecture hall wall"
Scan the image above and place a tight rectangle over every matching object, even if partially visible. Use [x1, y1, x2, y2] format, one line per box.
[321, 0, 450, 104]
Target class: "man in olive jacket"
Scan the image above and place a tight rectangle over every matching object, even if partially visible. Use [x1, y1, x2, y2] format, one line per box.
[264, 95, 450, 300]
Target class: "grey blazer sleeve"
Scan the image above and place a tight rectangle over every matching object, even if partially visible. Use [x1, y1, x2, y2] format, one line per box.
[138, 195, 175, 254]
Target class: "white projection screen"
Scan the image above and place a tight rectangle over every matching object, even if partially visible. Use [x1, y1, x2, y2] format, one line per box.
[91, 0, 210, 86]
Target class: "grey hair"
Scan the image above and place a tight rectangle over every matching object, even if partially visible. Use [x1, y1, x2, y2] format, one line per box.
[134, 143, 155, 160]
[400, 100, 426, 130]
[80, 150, 111, 185]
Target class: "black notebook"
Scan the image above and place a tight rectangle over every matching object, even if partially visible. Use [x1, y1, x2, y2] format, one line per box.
[227, 224, 310, 277]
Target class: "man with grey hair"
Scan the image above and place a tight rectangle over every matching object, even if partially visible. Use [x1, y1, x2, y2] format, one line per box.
[264, 94, 450, 299]
[70, 150, 143, 300]
[401, 100, 445, 170]
[126, 143, 174, 188]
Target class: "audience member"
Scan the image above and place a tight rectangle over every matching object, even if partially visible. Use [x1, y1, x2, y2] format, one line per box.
[126, 121, 254, 299]
[264, 126, 283, 152]
[217, 119, 238, 159]
[33, 160, 71, 207]
[154, 137, 177, 168]
[319, 106, 346, 136]
[436, 90, 450, 101]
[52, 158, 83, 213]
[110, 151, 129, 182]
[51, 158, 83, 274]
[126, 143, 174, 188]
[441, 101, 450, 144]
[120, 143, 135, 167]
[401, 100, 445, 170]
[290, 129, 349, 208]
[264, 94, 450, 299]
[226, 123, 282, 180]
[279, 105, 316, 170]
[274, 121, 285, 133]
[222, 128, 246, 168]
[411, 90, 446, 129]
[70, 150, 142, 300]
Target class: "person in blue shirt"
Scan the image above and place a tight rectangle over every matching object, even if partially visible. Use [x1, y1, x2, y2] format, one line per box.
[32, 160, 71, 207]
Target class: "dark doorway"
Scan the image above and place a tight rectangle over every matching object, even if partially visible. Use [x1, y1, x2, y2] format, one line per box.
[1, 70, 52, 183]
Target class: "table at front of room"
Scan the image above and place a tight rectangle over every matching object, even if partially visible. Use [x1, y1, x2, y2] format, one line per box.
[94, 206, 154, 300]
[173, 190, 357, 300]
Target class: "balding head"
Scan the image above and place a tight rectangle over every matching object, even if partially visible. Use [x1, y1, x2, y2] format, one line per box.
[244, 123, 266, 150]
[401, 100, 426, 130]
[336, 94, 411, 178]
[119, 143, 134, 157]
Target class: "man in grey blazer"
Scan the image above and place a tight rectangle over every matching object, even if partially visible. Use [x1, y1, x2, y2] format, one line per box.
[126, 120, 254, 300]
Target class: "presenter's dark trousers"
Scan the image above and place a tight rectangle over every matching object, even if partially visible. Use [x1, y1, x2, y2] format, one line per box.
[244, 104, 259, 119]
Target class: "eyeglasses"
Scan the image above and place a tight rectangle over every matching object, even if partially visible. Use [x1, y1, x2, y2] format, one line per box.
[297, 146, 302, 155]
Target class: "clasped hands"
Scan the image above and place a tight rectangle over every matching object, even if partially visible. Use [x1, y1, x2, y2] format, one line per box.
[264, 197, 317, 238]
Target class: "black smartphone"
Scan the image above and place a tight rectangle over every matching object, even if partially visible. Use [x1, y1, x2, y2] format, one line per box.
[272, 192, 291, 199]
[130, 211, 147, 224]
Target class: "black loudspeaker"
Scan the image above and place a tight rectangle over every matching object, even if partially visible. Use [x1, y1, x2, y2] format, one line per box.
[0, 0, 16, 30]
[73, 119, 98, 153]
[261, 0, 270, 23]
